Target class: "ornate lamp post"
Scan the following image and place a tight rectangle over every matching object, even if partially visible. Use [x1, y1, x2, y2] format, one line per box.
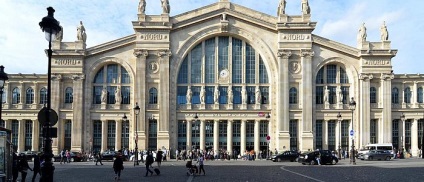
[337, 112, 342, 160]
[0, 66, 8, 125]
[39, 7, 61, 181]
[266, 113, 270, 159]
[133, 103, 140, 166]
[349, 97, 356, 165]
[400, 113, 405, 159]
[122, 113, 128, 149]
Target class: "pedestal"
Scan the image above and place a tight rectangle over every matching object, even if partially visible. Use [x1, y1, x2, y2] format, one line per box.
[337, 103, 343, 109]
[114, 103, 121, 109]
[213, 104, 219, 110]
[254, 103, 261, 110]
[241, 104, 247, 110]
[200, 103, 205, 110]
[324, 102, 330, 109]
[187, 104, 192, 110]
[227, 104, 233, 110]
[101, 103, 106, 110]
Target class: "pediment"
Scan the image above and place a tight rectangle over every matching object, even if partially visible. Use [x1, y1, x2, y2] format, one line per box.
[171, 2, 277, 31]
[312, 35, 359, 57]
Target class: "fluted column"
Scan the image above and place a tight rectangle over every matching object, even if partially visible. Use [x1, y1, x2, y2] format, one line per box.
[4, 119, 11, 130]
[227, 120, 233, 154]
[300, 49, 314, 151]
[186, 120, 192, 150]
[241, 120, 246, 153]
[323, 120, 328, 150]
[116, 120, 122, 151]
[18, 120, 25, 152]
[254, 120, 260, 154]
[213, 120, 219, 153]
[101, 120, 108, 152]
[200, 120, 206, 151]
[359, 74, 373, 147]
[380, 73, 394, 143]
[276, 50, 292, 150]
[411, 119, 418, 156]
[32, 120, 40, 151]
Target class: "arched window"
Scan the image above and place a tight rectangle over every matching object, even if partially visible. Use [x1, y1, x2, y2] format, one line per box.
[315, 64, 350, 104]
[370, 87, 377, 103]
[26, 88, 34, 104]
[12, 87, 20, 104]
[40, 88, 47, 104]
[404, 87, 412, 103]
[93, 64, 131, 104]
[418, 87, 423, 103]
[176, 36, 270, 105]
[392, 87, 399, 104]
[65, 87, 73, 103]
[149, 88, 158, 104]
[289, 87, 297, 104]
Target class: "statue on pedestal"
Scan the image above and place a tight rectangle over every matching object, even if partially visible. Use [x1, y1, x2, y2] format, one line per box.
[357, 23, 367, 44]
[115, 87, 122, 104]
[138, 0, 146, 14]
[101, 87, 107, 104]
[186, 86, 192, 104]
[77, 21, 87, 43]
[214, 86, 220, 104]
[301, 0, 311, 14]
[161, 0, 170, 14]
[200, 86, 206, 104]
[277, 0, 286, 16]
[380, 21, 389, 41]
[228, 87, 233, 104]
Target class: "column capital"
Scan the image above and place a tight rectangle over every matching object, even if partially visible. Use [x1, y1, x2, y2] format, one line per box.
[51, 74, 62, 81]
[277, 49, 292, 59]
[71, 74, 85, 81]
[300, 49, 315, 58]
[157, 49, 172, 58]
[359, 73, 373, 81]
[133, 49, 149, 58]
[380, 73, 394, 81]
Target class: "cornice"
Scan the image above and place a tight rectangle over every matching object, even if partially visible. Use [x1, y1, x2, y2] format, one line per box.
[85, 35, 136, 56]
[312, 35, 359, 57]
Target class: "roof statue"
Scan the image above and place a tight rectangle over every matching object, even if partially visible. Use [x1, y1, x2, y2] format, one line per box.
[381, 21, 389, 41]
[277, 0, 286, 16]
[357, 23, 367, 45]
[77, 21, 87, 43]
[161, 0, 170, 14]
[301, 0, 311, 14]
[138, 0, 146, 14]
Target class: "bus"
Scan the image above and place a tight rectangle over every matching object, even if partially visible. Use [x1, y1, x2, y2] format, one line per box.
[357, 143, 394, 158]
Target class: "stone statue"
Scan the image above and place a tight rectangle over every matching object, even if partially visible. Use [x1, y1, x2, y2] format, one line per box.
[337, 87, 343, 104]
[324, 86, 329, 103]
[228, 86, 233, 104]
[77, 21, 87, 43]
[277, 0, 286, 16]
[55, 24, 63, 41]
[186, 86, 192, 104]
[357, 23, 367, 44]
[380, 21, 389, 41]
[214, 86, 220, 104]
[161, 0, 170, 14]
[241, 86, 247, 104]
[115, 87, 122, 104]
[200, 86, 206, 104]
[138, 0, 146, 14]
[101, 87, 107, 103]
[255, 86, 262, 104]
[301, 0, 311, 14]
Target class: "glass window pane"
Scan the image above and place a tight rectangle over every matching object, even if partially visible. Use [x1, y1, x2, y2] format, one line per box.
[121, 67, 130, 83]
[107, 64, 118, 83]
[219, 86, 228, 104]
[232, 38, 242, 83]
[205, 38, 215, 83]
[326, 65, 336, 84]
[122, 86, 130, 104]
[94, 68, 104, 83]
[233, 86, 242, 104]
[259, 57, 268, 83]
[178, 57, 188, 84]
[218, 36, 229, 71]
[245, 44, 255, 84]
[191, 45, 202, 83]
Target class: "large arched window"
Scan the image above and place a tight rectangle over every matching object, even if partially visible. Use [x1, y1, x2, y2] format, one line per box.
[176, 36, 270, 105]
[289, 87, 297, 104]
[40, 88, 47, 104]
[370, 87, 377, 103]
[93, 64, 131, 104]
[26, 88, 34, 104]
[65, 87, 73, 103]
[315, 64, 350, 104]
[12, 87, 20, 104]
[418, 87, 423, 103]
[392, 87, 399, 104]
[404, 87, 411, 103]
[149, 88, 158, 104]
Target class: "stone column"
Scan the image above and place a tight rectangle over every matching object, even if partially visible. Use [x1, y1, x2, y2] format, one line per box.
[254, 120, 260, 154]
[101, 120, 108, 152]
[4, 119, 11, 130]
[186, 120, 192, 150]
[411, 119, 418, 156]
[157, 50, 172, 149]
[300, 49, 314, 151]
[133, 49, 148, 145]
[33, 82, 38, 107]
[380, 73, 394, 143]
[51, 74, 62, 154]
[213, 120, 219, 153]
[335, 119, 340, 154]
[227, 120, 233, 154]
[18, 120, 25, 152]
[200, 120, 206, 151]
[71, 75, 84, 152]
[413, 81, 418, 108]
[359, 74, 373, 147]
[323, 120, 328, 150]
[276, 50, 292, 150]
[116, 120, 122, 151]
[32, 120, 40, 151]
[241, 120, 246, 153]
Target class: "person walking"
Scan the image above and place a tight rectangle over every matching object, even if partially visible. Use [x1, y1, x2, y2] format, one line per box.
[113, 153, 124, 181]
[12, 152, 18, 182]
[66, 150, 71, 163]
[18, 154, 32, 182]
[31, 153, 41, 182]
[156, 149, 163, 168]
[145, 152, 154, 177]
[197, 155, 205, 175]
[95, 152, 103, 165]
[60, 149, 66, 164]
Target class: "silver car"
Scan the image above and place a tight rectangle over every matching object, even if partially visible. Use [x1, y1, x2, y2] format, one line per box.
[363, 150, 392, 161]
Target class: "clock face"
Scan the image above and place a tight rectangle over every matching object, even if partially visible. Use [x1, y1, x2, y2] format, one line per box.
[220, 69, 229, 78]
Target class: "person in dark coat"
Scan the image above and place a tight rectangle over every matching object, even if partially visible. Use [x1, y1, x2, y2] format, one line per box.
[18, 154, 32, 182]
[95, 152, 103, 165]
[145, 152, 154, 177]
[31, 153, 41, 182]
[12, 152, 18, 182]
[156, 150, 163, 168]
[113, 153, 124, 181]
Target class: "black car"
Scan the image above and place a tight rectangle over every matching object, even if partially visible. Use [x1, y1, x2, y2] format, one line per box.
[298, 150, 338, 165]
[271, 151, 299, 162]
[101, 151, 119, 161]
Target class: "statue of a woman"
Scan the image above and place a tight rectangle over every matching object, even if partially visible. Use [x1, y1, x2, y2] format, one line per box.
[200, 86, 206, 104]
[301, 0, 311, 14]
[324, 86, 329, 103]
[255, 87, 262, 104]
[228, 87, 233, 104]
[357, 23, 367, 44]
[161, 0, 170, 14]
[77, 21, 87, 43]
[101, 87, 107, 103]
[214, 86, 220, 104]
[138, 0, 146, 14]
[115, 87, 122, 104]
[186, 86, 192, 104]
[241, 86, 247, 104]
[380, 21, 389, 41]
[277, 0, 286, 16]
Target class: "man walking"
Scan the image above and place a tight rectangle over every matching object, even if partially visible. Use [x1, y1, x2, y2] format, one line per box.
[145, 152, 154, 177]
[95, 152, 103, 165]
[197, 155, 205, 175]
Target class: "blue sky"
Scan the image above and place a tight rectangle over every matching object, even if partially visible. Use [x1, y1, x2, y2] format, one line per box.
[0, 0, 423, 74]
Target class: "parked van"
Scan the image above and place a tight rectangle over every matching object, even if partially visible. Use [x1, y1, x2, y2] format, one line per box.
[357, 143, 394, 159]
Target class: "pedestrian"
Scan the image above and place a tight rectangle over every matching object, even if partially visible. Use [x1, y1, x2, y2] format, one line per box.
[176, 149, 179, 161]
[66, 150, 71, 163]
[197, 155, 205, 175]
[12, 152, 18, 182]
[113, 153, 124, 181]
[95, 152, 103, 165]
[316, 152, 321, 165]
[18, 153, 32, 182]
[145, 152, 154, 177]
[156, 149, 163, 168]
[31, 153, 41, 182]
[60, 149, 66, 164]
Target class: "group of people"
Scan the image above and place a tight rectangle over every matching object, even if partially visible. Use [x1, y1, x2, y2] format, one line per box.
[59, 149, 72, 164]
[12, 152, 42, 182]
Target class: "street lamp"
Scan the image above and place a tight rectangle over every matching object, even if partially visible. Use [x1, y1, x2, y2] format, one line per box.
[39, 7, 61, 181]
[266, 113, 270, 159]
[0, 65, 8, 126]
[349, 97, 356, 165]
[400, 113, 405, 159]
[337, 112, 342, 160]
[122, 114, 128, 150]
[133, 103, 140, 166]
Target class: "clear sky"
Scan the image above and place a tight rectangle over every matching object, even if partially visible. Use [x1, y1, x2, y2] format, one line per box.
[0, 0, 422, 74]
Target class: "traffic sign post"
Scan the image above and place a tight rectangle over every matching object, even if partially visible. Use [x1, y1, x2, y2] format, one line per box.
[350, 130, 354, 137]
[266, 135, 270, 159]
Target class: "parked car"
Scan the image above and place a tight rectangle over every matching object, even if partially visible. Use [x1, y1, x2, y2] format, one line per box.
[101, 151, 119, 161]
[19, 151, 41, 161]
[271, 151, 299, 162]
[298, 150, 338, 165]
[363, 150, 392, 161]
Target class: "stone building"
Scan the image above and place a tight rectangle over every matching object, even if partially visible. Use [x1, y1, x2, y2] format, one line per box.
[1, 0, 422, 157]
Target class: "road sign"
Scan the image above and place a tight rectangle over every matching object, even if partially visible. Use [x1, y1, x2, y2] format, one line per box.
[350, 130, 354, 137]
[37, 107, 58, 126]
[266, 135, 270, 141]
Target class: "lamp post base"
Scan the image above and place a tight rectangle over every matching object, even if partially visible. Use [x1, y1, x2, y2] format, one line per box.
[40, 155, 55, 181]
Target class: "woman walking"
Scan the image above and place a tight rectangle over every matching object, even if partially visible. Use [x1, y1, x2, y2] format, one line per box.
[113, 153, 124, 181]
[198, 155, 205, 175]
